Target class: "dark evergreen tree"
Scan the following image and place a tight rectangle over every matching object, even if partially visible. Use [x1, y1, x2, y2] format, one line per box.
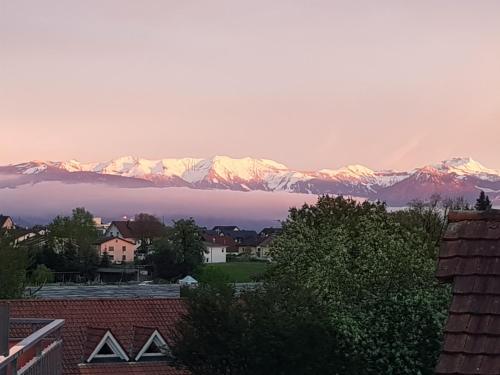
[475, 191, 492, 211]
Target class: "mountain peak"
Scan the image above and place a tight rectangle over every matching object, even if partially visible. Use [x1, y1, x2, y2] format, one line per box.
[434, 157, 499, 177]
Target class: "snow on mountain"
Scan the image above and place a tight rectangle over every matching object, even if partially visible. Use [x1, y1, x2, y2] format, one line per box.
[3, 156, 500, 205]
[318, 164, 375, 181]
[433, 157, 500, 180]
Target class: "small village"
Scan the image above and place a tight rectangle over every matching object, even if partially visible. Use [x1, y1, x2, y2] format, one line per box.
[2, 1, 500, 373]
[1, 213, 278, 286]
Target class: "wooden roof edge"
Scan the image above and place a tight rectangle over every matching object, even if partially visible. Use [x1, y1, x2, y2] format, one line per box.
[448, 210, 500, 223]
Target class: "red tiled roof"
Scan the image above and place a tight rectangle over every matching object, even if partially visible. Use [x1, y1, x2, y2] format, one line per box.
[202, 233, 236, 246]
[202, 233, 240, 252]
[7, 299, 188, 375]
[109, 221, 165, 240]
[78, 362, 188, 374]
[436, 210, 500, 374]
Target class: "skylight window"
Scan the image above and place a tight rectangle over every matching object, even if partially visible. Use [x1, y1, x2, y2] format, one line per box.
[87, 331, 129, 362]
[135, 330, 171, 361]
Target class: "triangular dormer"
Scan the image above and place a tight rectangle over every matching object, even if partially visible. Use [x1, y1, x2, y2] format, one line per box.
[87, 330, 129, 362]
[134, 330, 170, 361]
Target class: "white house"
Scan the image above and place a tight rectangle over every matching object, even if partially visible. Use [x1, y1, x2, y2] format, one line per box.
[202, 234, 235, 263]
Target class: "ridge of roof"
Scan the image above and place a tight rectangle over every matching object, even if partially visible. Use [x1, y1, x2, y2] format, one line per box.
[448, 209, 500, 223]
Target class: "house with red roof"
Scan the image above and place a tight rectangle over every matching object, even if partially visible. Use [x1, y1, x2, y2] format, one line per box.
[201, 234, 238, 263]
[104, 221, 166, 256]
[6, 299, 189, 375]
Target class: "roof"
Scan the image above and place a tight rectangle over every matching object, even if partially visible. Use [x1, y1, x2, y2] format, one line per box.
[258, 236, 274, 247]
[0, 215, 12, 228]
[212, 225, 239, 232]
[94, 236, 136, 246]
[202, 233, 237, 247]
[7, 299, 189, 375]
[108, 221, 165, 240]
[259, 227, 282, 236]
[225, 230, 263, 246]
[435, 210, 500, 375]
[178, 276, 197, 285]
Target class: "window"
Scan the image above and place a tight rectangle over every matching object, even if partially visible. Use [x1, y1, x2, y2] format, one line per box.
[109, 246, 114, 252]
[122, 246, 126, 251]
[87, 331, 129, 362]
[135, 330, 171, 361]
[122, 255, 126, 261]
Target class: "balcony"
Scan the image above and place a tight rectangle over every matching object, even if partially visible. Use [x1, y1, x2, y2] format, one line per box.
[0, 307, 64, 375]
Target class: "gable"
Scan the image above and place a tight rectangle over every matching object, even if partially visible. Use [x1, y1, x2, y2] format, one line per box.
[87, 330, 129, 362]
[134, 330, 170, 361]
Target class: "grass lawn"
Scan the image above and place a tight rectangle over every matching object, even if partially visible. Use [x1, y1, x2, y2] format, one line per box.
[201, 262, 269, 283]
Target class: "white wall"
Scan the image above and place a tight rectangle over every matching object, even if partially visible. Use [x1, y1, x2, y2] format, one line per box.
[204, 244, 227, 263]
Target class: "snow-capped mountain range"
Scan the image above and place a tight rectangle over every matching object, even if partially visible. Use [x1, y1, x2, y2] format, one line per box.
[1, 156, 499, 205]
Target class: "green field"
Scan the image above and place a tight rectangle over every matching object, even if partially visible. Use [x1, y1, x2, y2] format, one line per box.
[201, 262, 269, 283]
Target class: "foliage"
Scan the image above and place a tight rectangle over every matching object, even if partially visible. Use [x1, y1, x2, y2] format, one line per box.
[30, 264, 55, 285]
[150, 218, 206, 281]
[267, 195, 450, 374]
[0, 237, 28, 299]
[100, 251, 111, 268]
[475, 190, 492, 211]
[174, 281, 357, 375]
[47, 207, 99, 278]
[133, 213, 167, 253]
[198, 262, 269, 283]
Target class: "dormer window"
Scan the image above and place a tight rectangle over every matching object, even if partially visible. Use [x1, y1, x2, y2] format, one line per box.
[135, 330, 170, 361]
[87, 331, 129, 362]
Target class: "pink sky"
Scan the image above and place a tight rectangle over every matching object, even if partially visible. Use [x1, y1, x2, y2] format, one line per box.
[1, 0, 500, 171]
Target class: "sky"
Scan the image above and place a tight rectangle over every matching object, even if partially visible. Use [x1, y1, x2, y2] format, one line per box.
[1, 0, 500, 171]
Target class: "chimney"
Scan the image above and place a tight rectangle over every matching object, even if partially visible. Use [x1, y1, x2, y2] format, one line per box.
[0, 304, 9, 358]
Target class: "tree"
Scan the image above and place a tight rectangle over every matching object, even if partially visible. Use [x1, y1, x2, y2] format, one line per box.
[100, 251, 111, 267]
[267, 195, 449, 375]
[475, 191, 492, 211]
[151, 218, 206, 281]
[47, 207, 100, 278]
[173, 281, 356, 375]
[31, 264, 55, 285]
[134, 213, 167, 253]
[0, 237, 28, 299]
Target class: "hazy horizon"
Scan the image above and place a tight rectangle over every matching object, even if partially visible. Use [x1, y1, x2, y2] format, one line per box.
[2, 0, 500, 170]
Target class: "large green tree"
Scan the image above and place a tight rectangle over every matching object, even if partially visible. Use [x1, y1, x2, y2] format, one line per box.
[151, 218, 206, 281]
[47, 207, 99, 278]
[0, 236, 28, 299]
[268, 196, 449, 374]
[174, 281, 356, 375]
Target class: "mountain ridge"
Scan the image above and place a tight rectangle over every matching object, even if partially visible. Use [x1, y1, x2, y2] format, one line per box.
[2, 156, 500, 205]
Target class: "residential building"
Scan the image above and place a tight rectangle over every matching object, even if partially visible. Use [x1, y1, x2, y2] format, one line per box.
[435, 210, 500, 374]
[0, 215, 14, 231]
[212, 226, 240, 236]
[94, 237, 136, 264]
[259, 227, 282, 237]
[202, 234, 237, 263]
[92, 217, 110, 235]
[255, 236, 274, 260]
[7, 299, 189, 375]
[105, 220, 165, 251]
